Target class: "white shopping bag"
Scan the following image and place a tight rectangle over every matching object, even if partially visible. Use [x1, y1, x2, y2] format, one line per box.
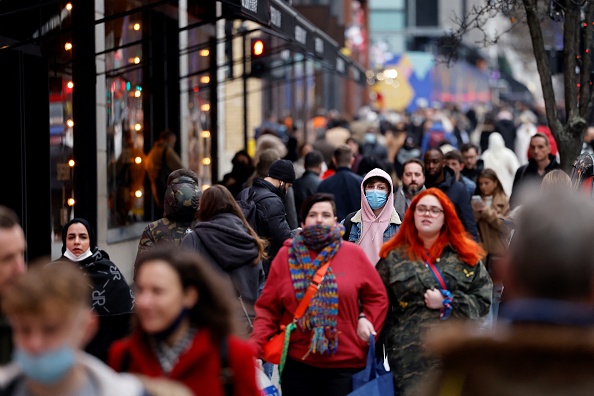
[257, 365, 281, 396]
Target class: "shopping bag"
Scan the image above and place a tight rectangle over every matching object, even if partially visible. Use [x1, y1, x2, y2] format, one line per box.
[256, 364, 281, 396]
[348, 334, 395, 396]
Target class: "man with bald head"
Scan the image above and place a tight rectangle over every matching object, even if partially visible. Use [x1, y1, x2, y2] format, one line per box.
[0, 205, 27, 364]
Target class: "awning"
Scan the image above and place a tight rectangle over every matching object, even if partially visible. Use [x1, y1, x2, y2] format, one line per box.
[220, 0, 367, 85]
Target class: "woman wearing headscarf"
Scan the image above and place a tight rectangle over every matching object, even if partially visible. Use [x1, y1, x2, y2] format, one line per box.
[250, 193, 389, 396]
[53, 218, 134, 363]
[342, 168, 401, 265]
[377, 188, 492, 395]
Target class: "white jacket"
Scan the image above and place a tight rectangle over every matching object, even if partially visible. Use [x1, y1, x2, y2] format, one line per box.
[0, 352, 146, 396]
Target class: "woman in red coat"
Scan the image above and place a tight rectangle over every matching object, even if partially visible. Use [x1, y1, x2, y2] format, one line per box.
[250, 193, 389, 396]
[108, 246, 260, 396]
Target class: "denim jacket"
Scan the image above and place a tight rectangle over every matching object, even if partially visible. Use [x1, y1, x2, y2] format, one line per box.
[342, 209, 401, 244]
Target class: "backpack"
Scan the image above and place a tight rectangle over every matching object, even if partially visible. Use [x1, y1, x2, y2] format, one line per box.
[236, 188, 276, 233]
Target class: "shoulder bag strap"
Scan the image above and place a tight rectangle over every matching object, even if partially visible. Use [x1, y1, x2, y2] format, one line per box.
[425, 256, 448, 290]
[220, 336, 234, 396]
[293, 260, 332, 320]
[424, 253, 453, 320]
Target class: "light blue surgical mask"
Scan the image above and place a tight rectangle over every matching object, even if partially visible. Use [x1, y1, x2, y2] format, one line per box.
[364, 133, 376, 144]
[366, 190, 387, 210]
[13, 345, 76, 384]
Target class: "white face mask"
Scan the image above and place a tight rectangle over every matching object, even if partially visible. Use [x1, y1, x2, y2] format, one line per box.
[64, 248, 93, 262]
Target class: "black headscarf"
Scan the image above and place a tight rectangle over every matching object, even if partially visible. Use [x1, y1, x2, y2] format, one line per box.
[61, 217, 97, 255]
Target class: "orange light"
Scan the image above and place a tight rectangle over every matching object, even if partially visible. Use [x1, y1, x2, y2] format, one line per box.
[68, 159, 75, 167]
[133, 23, 141, 31]
[200, 76, 210, 84]
[253, 40, 264, 56]
[66, 3, 72, 11]
[67, 198, 75, 206]
[135, 123, 142, 131]
[64, 42, 72, 51]
[199, 49, 209, 57]
[134, 156, 142, 164]
[67, 81, 74, 89]
[134, 190, 142, 198]
[66, 119, 74, 127]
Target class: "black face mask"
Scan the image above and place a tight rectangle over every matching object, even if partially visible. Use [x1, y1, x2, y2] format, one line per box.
[232, 162, 253, 180]
[277, 183, 287, 199]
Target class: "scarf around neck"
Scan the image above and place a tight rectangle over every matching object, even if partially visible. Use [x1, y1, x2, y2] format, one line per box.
[288, 224, 343, 357]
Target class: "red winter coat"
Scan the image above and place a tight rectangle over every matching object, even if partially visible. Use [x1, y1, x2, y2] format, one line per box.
[108, 328, 260, 396]
[250, 240, 389, 369]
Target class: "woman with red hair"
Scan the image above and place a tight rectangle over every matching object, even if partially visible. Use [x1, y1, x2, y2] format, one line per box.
[376, 188, 492, 396]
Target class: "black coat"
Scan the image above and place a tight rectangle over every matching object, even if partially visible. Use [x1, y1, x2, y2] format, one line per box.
[316, 167, 364, 221]
[425, 167, 479, 241]
[248, 178, 294, 276]
[53, 249, 134, 363]
[509, 154, 560, 208]
[293, 170, 322, 220]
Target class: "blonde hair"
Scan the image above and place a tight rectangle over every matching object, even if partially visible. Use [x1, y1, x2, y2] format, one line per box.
[540, 170, 571, 193]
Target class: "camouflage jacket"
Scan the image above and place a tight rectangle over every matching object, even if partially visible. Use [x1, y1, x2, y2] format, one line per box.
[135, 172, 200, 267]
[376, 245, 492, 396]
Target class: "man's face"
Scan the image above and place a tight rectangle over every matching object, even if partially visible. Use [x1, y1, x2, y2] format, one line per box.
[446, 159, 463, 176]
[529, 136, 550, 162]
[402, 163, 425, 194]
[9, 302, 89, 356]
[424, 150, 444, 178]
[462, 148, 478, 169]
[0, 225, 26, 295]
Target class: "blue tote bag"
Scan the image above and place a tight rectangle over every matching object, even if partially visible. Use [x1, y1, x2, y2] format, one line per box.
[348, 334, 395, 396]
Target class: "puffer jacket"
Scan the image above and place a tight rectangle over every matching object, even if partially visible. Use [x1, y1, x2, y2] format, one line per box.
[135, 172, 201, 264]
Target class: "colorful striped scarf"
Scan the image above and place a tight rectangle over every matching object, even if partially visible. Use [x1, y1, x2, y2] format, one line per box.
[288, 224, 344, 357]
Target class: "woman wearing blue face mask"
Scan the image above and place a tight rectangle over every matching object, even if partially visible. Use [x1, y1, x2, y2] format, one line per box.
[342, 168, 402, 266]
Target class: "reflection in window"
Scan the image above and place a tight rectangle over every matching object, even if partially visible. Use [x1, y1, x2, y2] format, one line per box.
[104, 13, 145, 228]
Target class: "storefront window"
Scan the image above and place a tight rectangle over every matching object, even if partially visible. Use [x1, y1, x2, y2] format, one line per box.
[103, 10, 146, 228]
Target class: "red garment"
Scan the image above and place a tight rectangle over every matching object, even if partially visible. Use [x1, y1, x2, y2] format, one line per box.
[250, 240, 389, 369]
[321, 168, 336, 180]
[108, 328, 260, 396]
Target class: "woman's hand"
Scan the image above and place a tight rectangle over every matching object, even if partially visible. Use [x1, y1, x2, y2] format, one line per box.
[424, 288, 444, 310]
[356, 317, 376, 342]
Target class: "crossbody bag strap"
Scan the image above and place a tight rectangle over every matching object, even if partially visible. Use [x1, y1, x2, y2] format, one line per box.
[425, 257, 448, 290]
[293, 260, 332, 320]
[278, 259, 332, 378]
[424, 254, 453, 320]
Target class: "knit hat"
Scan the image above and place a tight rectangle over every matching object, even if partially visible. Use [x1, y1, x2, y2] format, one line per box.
[268, 159, 296, 183]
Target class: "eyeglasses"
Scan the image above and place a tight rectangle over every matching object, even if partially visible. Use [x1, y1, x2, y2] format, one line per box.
[415, 205, 444, 217]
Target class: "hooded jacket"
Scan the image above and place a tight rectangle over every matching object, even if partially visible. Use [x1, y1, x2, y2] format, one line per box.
[135, 171, 201, 264]
[181, 213, 264, 337]
[481, 132, 521, 196]
[343, 168, 401, 265]
[426, 167, 479, 240]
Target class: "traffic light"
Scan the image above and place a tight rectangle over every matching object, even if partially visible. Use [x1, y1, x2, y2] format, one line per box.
[250, 37, 269, 78]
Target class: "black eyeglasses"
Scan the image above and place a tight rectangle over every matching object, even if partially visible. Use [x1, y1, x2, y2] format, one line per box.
[415, 205, 444, 217]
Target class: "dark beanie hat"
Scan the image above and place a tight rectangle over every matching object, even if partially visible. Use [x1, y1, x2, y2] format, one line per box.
[61, 218, 97, 254]
[268, 159, 296, 183]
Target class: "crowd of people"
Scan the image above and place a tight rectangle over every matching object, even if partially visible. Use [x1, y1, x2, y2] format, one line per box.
[2, 100, 594, 395]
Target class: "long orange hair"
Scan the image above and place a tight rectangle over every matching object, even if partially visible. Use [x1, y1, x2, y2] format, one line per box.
[380, 188, 485, 266]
